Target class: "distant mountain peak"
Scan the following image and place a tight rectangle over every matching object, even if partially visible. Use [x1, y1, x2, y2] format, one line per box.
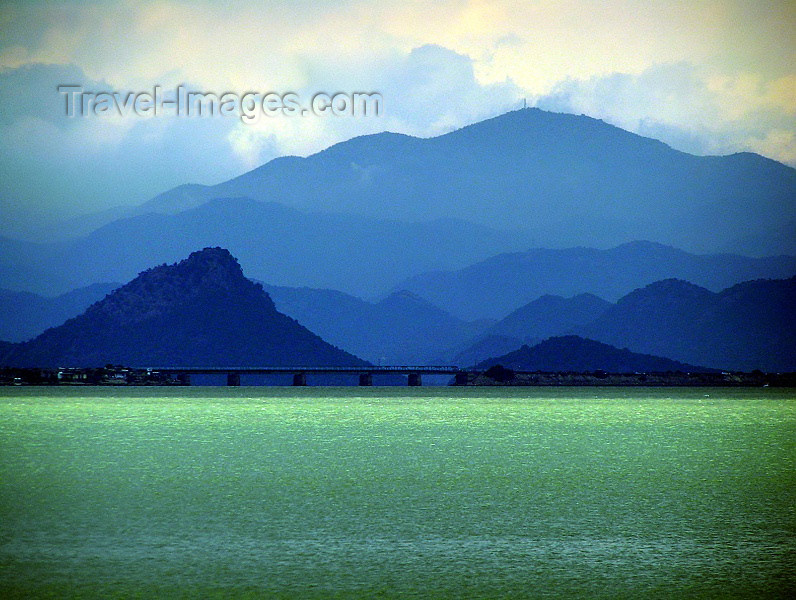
[573, 292, 607, 301]
[612, 279, 716, 312]
[375, 288, 461, 322]
[582, 275, 796, 371]
[84, 246, 266, 325]
[485, 291, 612, 342]
[181, 246, 244, 279]
[440, 106, 672, 151]
[635, 278, 713, 296]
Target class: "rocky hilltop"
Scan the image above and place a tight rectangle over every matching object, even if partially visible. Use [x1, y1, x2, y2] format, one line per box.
[1, 248, 366, 368]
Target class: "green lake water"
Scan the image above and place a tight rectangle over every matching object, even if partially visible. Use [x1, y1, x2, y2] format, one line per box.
[0, 386, 794, 598]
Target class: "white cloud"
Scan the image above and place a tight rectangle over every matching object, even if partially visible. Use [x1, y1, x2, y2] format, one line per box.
[219, 44, 521, 167]
[0, 0, 793, 234]
[0, 64, 245, 233]
[535, 63, 796, 165]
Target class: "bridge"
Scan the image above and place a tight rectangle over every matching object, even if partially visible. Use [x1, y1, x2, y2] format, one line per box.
[145, 366, 467, 386]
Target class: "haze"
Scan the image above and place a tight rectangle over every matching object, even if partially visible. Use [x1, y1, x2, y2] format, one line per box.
[0, 0, 794, 238]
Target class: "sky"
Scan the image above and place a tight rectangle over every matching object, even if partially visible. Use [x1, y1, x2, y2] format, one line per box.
[0, 0, 794, 236]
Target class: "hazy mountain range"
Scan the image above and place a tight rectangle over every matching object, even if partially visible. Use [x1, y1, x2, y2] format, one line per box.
[2, 108, 794, 302]
[262, 284, 487, 364]
[485, 293, 612, 343]
[395, 241, 796, 320]
[179, 108, 796, 255]
[2, 253, 793, 372]
[0, 198, 536, 298]
[443, 293, 614, 366]
[1, 108, 793, 374]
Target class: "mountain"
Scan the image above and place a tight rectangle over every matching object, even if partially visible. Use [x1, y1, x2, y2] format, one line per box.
[487, 293, 612, 341]
[4, 107, 795, 298]
[262, 284, 489, 364]
[476, 335, 714, 373]
[448, 335, 525, 368]
[445, 293, 612, 366]
[0, 198, 536, 298]
[208, 108, 795, 256]
[395, 241, 796, 320]
[135, 183, 216, 215]
[23, 184, 217, 243]
[26, 108, 796, 255]
[0, 274, 491, 364]
[2, 248, 366, 368]
[581, 277, 796, 372]
[0, 341, 14, 360]
[0, 283, 119, 342]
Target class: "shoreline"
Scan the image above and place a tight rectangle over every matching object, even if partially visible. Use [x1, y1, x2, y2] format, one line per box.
[1, 366, 794, 387]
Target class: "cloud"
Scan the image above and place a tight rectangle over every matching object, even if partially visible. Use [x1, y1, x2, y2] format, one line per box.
[380, 44, 522, 134]
[0, 63, 245, 233]
[230, 44, 522, 165]
[0, 46, 521, 233]
[535, 63, 796, 165]
[0, 1, 792, 236]
[7, 2, 791, 96]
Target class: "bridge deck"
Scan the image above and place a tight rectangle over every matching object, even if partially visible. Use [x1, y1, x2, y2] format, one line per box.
[146, 366, 462, 375]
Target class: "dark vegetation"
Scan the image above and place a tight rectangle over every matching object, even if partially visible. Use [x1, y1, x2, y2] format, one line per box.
[461, 368, 796, 387]
[1, 248, 366, 368]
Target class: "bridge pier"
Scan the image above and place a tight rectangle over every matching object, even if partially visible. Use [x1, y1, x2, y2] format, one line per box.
[147, 366, 460, 387]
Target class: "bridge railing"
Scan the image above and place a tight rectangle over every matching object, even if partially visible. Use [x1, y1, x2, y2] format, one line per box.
[146, 365, 462, 374]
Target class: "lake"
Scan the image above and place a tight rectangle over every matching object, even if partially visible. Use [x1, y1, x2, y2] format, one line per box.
[1, 386, 794, 598]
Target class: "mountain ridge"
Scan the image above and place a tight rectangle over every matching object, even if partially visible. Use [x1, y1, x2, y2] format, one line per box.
[262, 283, 488, 364]
[204, 107, 795, 255]
[0, 197, 538, 297]
[0, 283, 120, 342]
[396, 241, 796, 320]
[13, 107, 795, 256]
[487, 292, 612, 341]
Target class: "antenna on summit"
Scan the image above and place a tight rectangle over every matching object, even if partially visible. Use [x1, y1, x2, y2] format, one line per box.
[523, 98, 527, 109]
